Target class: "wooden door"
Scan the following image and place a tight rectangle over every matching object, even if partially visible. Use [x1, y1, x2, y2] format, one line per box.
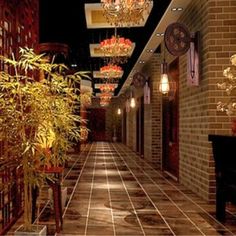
[122, 108, 127, 144]
[87, 108, 106, 141]
[136, 103, 140, 153]
[136, 97, 144, 157]
[162, 58, 179, 179]
[140, 96, 144, 157]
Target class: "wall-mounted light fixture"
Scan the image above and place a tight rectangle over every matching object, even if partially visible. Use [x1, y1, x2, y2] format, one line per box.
[159, 59, 170, 94]
[117, 108, 121, 115]
[130, 97, 136, 108]
[130, 86, 136, 108]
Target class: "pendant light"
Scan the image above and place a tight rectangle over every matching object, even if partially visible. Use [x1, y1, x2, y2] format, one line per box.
[130, 97, 136, 108]
[117, 108, 121, 115]
[130, 86, 136, 108]
[159, 59, 170, 94]
[159, 45, 170, 94]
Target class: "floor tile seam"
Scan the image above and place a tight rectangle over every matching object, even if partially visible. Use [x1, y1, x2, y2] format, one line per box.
[84, 144, 98, 235]
[34, 144, 92, 226]
[108, 146, 148, 236]
[115, 146, 233, 235]
[117, 148, 207, 236]
[116, 145, 234, 235]
[111, 144, 176, 236]
[63, 143, 93, 219]
[63, 144, 90, 180]
[102, 147, 116, 236]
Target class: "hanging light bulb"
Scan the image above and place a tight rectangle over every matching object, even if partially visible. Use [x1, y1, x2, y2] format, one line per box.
[159, 60, 170, 94]
[117, 108, 121, 115]
[130, 97, 136, 108]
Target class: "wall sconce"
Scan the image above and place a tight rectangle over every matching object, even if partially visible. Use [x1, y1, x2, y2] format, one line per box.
[130, 97, 136, 108]
[130, 86, 136, 108]
[117, 108, 121, 115]
[159, 59, 170, 94]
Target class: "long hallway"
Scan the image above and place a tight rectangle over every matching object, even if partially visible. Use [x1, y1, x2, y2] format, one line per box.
[59, 142, 236, 236]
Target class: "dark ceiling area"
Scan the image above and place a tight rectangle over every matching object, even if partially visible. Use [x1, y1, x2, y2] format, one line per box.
[39, 0, 171, 95]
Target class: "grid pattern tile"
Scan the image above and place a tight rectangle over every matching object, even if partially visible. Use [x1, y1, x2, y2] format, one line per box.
[7, 142, 236, 235]
[60, 142, 236, 236]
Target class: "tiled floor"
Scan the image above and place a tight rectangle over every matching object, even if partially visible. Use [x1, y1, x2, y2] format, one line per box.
[8, 142, 236, 235]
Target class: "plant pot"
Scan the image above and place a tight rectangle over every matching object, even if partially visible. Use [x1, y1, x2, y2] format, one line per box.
[48, 186, 67, 210]
[112, 136, 117, 142]
[14, 224, 47, 236]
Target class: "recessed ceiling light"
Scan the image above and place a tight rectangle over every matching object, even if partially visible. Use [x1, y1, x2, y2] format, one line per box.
[139, 60, 145, 64]
[146, 49, 154, 53]
[156, 32, 164, 37]
[171, 7, 183, 11]
[71, 64, 77, 67]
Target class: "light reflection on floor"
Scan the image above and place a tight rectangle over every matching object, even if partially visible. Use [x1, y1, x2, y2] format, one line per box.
[8, 142, 236, 235]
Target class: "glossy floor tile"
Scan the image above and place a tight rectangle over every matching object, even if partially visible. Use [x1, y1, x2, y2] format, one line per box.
[8, 142, 236, 235]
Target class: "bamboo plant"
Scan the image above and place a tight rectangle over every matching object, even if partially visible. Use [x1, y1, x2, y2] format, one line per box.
[0, 47, 88, 232]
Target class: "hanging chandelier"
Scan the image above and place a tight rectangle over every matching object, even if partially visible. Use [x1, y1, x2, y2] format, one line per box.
[100, 92, 112, 101]
[100, 34, 132, 58]
[100, 64, 123, 78]
[100, 92, 112, 106]
[100, 99, 110, 107]
[101, 0, 152, 26]
[100, 84, 115, 93]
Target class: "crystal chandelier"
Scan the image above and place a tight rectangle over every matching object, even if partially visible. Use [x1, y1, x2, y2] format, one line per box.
[100, 92, 112, 100]
[100, 92, 112, 106]
[100, 100, 110, 107]
[100, 64, 123, 78]
[101, 0, 151, 26]
[100, 84, 115, 93]
[100, 34, 132, 58]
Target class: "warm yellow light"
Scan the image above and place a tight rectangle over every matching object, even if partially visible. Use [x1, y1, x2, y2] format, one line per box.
[130, 97, 136, 108]
[159, 73, 170, 94]
[101, 0, 151, 26]
[117, 108, 121, 115]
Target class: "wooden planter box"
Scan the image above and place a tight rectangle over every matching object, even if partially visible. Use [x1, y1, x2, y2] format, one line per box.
[14, 225, 47, 236]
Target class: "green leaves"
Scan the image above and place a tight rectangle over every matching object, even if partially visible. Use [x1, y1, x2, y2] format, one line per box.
[0, 47, 90, 176]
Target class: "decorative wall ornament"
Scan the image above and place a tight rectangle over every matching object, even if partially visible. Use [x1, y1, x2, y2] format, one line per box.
[164, 22, 200, 87]
[164, 22, 191, 57]
[132, 72, 146, 88]
[187, 32, 200, 86]
[144, 81, 150, 104]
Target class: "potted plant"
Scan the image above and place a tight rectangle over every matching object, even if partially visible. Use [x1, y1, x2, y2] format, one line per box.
[217, 54, 236, 115]
[0, 47, 88, 234]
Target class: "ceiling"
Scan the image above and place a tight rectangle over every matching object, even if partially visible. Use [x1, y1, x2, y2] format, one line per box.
[39, 0, 177, 96]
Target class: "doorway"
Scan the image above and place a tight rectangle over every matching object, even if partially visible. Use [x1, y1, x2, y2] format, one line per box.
[87, 108, 106, 141]
[122, 108, 127, 145]
[136, 97, 144, 157]
[162, 58, 179, 179]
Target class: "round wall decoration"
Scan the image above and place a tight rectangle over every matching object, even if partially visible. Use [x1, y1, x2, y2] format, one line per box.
[132, 72, 146, 88]
[164, 22, 191, 57]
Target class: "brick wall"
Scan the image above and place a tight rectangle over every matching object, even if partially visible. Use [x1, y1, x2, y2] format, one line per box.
[118, 0, 236, 202]
[124, 0, 236, 201]
[177, 0, 236, 201]
[124, 54, 162, 163]
[148, 54, 162, 166]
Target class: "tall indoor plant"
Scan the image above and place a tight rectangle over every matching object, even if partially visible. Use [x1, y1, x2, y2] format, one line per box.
[0, 47, 88, 232]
